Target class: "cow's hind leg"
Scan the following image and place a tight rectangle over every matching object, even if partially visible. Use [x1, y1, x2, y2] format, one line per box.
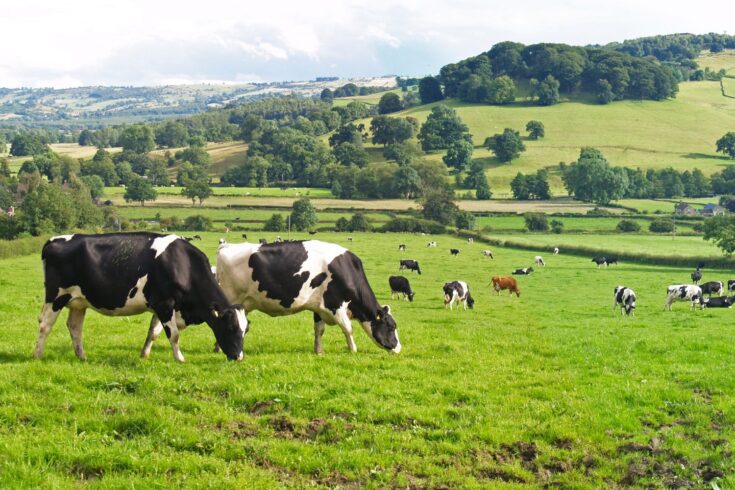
[140, 315, 164, 359]
[66, 308, 87, 361]
[34, 302, 65, 359]
[313, 313, 326, 355]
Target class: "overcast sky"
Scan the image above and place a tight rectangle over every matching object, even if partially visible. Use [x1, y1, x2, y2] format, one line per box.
[1, 0, 733, 88]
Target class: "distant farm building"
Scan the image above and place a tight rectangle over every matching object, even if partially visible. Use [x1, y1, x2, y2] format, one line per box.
[675, 202, 696, 215]
[701, 203, 726, 216]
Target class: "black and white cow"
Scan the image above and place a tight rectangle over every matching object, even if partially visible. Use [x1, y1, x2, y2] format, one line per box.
[664, 284, 703, 311]
[553, 247, 559, 255]
[467, 238, 474, 244]
[399, 259, 422, 275]
[605, 257, 619, 266]
[426, 241, 437, 248]
[613, 286, 636, 316]
[36, 233, 247, 362]
[389, 276, 414, 302]
[482, 250, 494, 258]
[592, 257, 607, 267]
[450, 248, 460, 256]
[534, 255, 545, 267]
[443, 281, 474, 310]
[700, 281, 723, 297]
[216, 240, 401, 355]
[512, 267, 534, 275]
[703, 296, 733, 308]
[691, 269, 702, 284]
[398, 244, 406, 251]
[728, 279, 735, 292]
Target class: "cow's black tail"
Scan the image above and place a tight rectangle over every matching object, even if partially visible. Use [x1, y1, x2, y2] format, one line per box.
[417, 264, 421, 275]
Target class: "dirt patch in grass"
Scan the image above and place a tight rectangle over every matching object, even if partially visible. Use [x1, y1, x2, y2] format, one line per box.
[69, 462, 104, 481]
[248, 399, 278, 415]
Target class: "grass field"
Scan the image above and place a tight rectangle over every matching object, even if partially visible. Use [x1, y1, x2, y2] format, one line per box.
[0, 231, 732, 487]
[105, 186, 333, 199]
[477, 215, 700, 233]
[697, 49, 735, 74]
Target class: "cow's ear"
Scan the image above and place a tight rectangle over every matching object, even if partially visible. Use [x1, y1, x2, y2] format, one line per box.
[383, 305, 391, 315]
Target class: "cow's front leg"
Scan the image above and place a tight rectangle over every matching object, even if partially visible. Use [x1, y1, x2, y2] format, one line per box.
[140, 315, 164, 358]
[66, 308, 87, 361]
[335, 307, 357, 353]
[34, 302, 63, 359]
[313, 312, 326, 355]
[153, 303, 185, 362]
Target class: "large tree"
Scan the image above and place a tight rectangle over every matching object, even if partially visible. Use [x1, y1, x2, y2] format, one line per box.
[716, 132, 735, 159]
[120, 125, 155, 154]
[418, 76, 444, 104]
[124, 175, 157, 206]
[181, 167, 212, 205]
[525, 120, 545, 140]
[485, 128, 526, 162]
[378, 92, 403, 114]
[561, 147, 627, 205]
[290, 198, 318, 231]
[421, 186, 458, 225]
[532, 75, 561, 106]
[370, 116, 414, 146]
[703, 215, 735, 255]
[442, 139, 474, 171]
[417, 106, 471, 151]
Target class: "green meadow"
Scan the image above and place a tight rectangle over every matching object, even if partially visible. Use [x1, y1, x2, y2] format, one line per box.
[0, 231, 732, 487]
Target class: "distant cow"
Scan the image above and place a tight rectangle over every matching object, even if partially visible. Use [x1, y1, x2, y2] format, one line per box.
[308, 231, 317, 235]
[450, 248, 460, 256]
[700, 281, 723, 297]
[691, 269, 702, 284]
[467, 238, 473, 244]
[534, 255, 545, 267]
[491, 276, 520, 297]
[347, 236, 353, 242]
[192, 234, 202, 240]
[512, 267, 534, 275]
[427, 241, 437, 248]
[241, 234, 248, 239]
[399, 259, 421, 275]
[728, 279, 735, 292]
[482, 250, 494, 258]
[259, 238, 268, 245]
[605, 257, 619, 266]
[443, 281, 474, 310]
[35, 233, 247, 362]
[398, 244, 406, 251]
[703, 296, 733, 308]
[389, 276, 414, 302]
[592, 257, 607, 267]
[553, 247, 559, 255]
[216, 240, 401, 355]
[664, 284, 703, 311]
[275, 236, 283, 243]
[613, 286, 636, 316]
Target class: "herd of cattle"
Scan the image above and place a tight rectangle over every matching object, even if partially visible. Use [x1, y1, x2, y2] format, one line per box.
[33, 232, 733, 362]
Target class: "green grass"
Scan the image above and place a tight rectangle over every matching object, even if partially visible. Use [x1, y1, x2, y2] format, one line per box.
[0, 231, 732, 487]
[697, 49, 735, 74]
[476, 215, 699, 233]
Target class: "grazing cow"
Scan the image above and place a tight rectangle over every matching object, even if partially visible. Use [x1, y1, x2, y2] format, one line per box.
[700, 281, 723, 297]
[308, 231, 317, 235]
[553, 247, 559, 255]
[534, 255, 545, 267]
[467, 238, 473, 244]
[703, 296, 733, 308]
[491, 276, 520, 297]
[605, 257, 619, 266]
[184, 236, 194, 242]
[242, 233, 248, 239]
[427, 241, 437, 248]
[259, 238, 268, 245]
[192, 235, 202, 240]
[399, 259, 421, 275]
[398, 244, 406, 251]
[612, 286, 636, 316]
[443, 281, 474, 310]
[664, 284, 703, 311]
[728, 279, 735, 292]
[482, 250, 494, 258]
[592, 257, 607, 267]
[275, 236, 283, 243]
[450, 248, 460, 256]
[216, 240, 401, 355]
[347, 236, 353, 242]
[512, 267, 534, 275]
[691, 269, 702, 284]
[35, 233, 247, 362]
[389, 276, 414, 302]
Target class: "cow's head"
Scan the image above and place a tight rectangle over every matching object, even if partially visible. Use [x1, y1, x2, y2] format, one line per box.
[467, 294, 475, 309]
[407, 291, 415, 302]
[366, 305, 401, 353]
[210, 305, 247, 361]
[624, 298, 636, 315]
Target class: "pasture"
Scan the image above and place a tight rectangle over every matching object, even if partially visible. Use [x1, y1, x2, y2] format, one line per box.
[0, 231, 732, 487]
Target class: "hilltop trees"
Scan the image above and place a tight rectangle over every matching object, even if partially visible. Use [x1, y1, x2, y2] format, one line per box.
[531, 75, 560, 106]
[10, 133, 48, 156]
[485, 129, 525, 162]
[417, 106, 471, 151]
[419, 76, 444, 104]
[562, 147, 627, 205]
[120, 125, 155, 153]
[716, 132, 735, 159]
[511, 170, 551, 199]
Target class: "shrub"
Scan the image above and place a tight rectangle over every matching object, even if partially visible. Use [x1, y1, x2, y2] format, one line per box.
[182, 215, 212, 231]
[263, 213, 285, 231]
[381, 218, 446, 234]
[524, 213, 549, 231]
[349, 212, 371, 232]
[649, 219, 674, 233]
[616, 219, 641, 233]
[550, 219, 564, 234]
[335, 217, 350, 232]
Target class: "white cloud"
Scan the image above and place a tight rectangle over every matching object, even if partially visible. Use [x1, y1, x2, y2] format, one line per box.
[0, 0, 733, 87]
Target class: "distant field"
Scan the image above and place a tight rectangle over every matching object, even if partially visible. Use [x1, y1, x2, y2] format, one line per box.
[697, 49, 735, 74]
[477, 215, 699, 233]
[105, 186, 333, 199]
[615, 197, 718, 213]
[494, 233, 723, 259]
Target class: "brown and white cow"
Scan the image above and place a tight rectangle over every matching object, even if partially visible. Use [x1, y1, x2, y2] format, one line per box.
[490, 276, 521, 297]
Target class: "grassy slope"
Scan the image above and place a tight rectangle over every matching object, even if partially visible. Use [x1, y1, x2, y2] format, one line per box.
[0, 232, 732, 487]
